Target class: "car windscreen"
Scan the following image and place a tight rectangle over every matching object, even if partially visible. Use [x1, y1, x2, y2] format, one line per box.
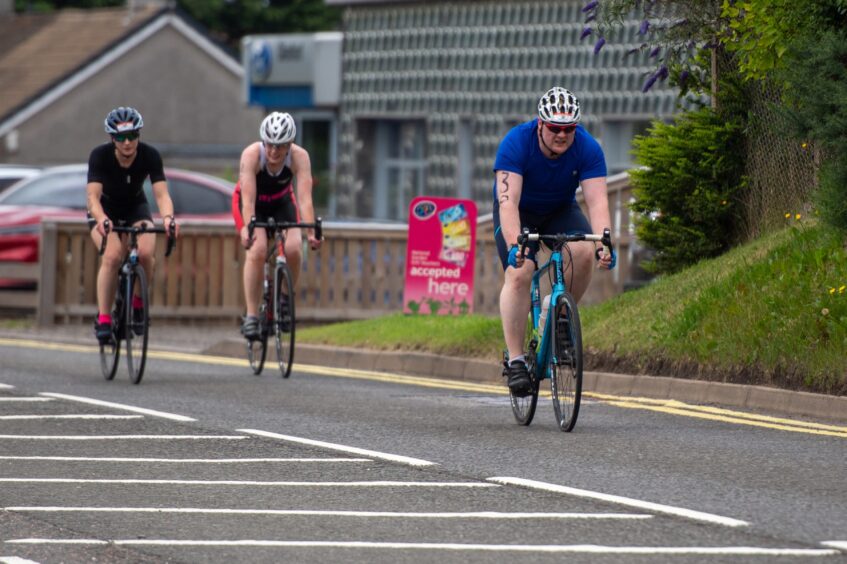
[0, 171, 88, 209]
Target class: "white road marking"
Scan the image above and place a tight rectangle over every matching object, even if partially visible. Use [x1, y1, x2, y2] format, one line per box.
[4, 507, 651, 520]
[0, 398, 53, 402]
[0, 383, 14, 389]
[822, 541, 847, 551]
[488, 477, 749, 528]
[0, 414, 143, 420]
[0, 557, 42, 564]
[0, 435, 245, 440]
[0, 456, 370, 463]
[0, 478, 494, 487]
[39, 393, 195, 421]
[4, 539, 838, 555]
[239, 428, 435, 467]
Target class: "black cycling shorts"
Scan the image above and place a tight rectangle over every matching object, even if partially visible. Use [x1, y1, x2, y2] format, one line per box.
[87, 201, 153, 230]
[493, 200, 592, 270]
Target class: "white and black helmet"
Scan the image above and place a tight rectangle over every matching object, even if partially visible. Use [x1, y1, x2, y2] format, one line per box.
[104, 106, 144, 134]
[537, 87, 581, 125]
[259, 112, 296, 144]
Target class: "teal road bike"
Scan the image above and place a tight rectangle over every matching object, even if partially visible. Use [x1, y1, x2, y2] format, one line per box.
[505, 227, 613, 432]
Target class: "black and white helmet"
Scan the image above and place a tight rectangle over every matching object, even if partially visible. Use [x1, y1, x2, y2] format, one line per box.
[537, 87, 581, 125]
[259, 112, 296, 144]
[104, 106, 144, 134]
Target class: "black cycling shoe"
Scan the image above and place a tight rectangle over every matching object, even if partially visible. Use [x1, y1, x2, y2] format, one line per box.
[94, 321, 114, 345]
[506, 360, 532, 397]
[131, 307, 145, 336]
[241, 316, 260, 340]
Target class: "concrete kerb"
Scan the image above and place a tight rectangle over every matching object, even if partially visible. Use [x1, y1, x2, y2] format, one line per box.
[200, 340, 847, 422]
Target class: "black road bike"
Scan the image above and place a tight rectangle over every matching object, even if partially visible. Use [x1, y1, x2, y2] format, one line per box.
[98, 219, 176, 384]
[245, 216, 322, 378]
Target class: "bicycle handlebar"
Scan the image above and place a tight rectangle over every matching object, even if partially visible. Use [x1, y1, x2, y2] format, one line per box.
[517, 227, 614, 261]
[98, 218, 177, 257]
[247, 216, 323, 244]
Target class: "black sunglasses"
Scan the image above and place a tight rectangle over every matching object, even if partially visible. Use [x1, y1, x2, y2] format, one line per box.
[543, 122, 576, 135]
[113, 131, 140, 142]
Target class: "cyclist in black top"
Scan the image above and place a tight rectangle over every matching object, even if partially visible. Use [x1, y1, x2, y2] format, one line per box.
[232, 111, 321, 339]
[86, 106, 180, 344]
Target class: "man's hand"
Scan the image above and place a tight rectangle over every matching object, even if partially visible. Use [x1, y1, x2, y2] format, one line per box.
[307, 230, 322, 251]
[507, 244, 525, 268]
[597, 248, 617, 270]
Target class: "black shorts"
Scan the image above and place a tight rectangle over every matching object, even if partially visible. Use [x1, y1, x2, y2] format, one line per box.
[238, 191, 300, 227]
[493, 200, 592, 269]
[87, 200, 153, 230]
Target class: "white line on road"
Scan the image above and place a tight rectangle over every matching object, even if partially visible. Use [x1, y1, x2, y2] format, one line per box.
[0, 398, 53, 402]
[4, 507, 651, 520]
[3, 539, 838, 555]
[0, 557, 41, 564]
[488, 477, 749, 528]
[0, 435, 245, 440]
[0, 383, 14, 389]
[39, 393, 195, 421]
[239, 428, 436, 467]
[0, 478, 494, 487]
[0, 414, 143, 420]
[0, 456, 370, 463]
[822, 541, 847, 551]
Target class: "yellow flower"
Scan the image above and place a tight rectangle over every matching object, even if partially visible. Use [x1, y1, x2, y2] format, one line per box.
[840, 285, 846, 294]
[795, 214, 801, 220]
[829, 288, 836, 294]
[801, 142, 808, 149]
[821, 308, 830, 316]
[785, 213, 791, 219]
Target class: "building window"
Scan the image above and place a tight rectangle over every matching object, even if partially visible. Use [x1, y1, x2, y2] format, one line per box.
[601, 120, 652, 175]
[373, 120, 426, 220]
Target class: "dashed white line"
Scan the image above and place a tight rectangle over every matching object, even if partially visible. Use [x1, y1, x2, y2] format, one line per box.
[0, 479, 494, 487]
[239, 428, 435, 467]
[0, 456, 370, 463]
[488, 477, 749, 528]
[5, 507, 650, 520]
[0, 556, 41, 564]
[0, 398, 53, 402]
[822, 541, 847, 551]
[39, 393, 195, 421]
[0, 435, 246, 440]
[3, 539, 838, 555]
[0, 415, 143, 420]
[0, 383, 14, 389]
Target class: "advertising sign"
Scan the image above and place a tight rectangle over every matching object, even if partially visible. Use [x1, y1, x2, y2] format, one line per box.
[403, 197, 477, 315]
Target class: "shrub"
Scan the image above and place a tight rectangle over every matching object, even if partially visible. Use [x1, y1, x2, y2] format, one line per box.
[630, 107, 747, 274]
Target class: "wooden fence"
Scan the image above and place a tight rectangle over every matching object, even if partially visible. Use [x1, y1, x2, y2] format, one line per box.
[0, 173, 637, 325]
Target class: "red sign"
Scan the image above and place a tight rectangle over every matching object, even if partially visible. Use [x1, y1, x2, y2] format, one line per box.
[403, 197, 477, 315]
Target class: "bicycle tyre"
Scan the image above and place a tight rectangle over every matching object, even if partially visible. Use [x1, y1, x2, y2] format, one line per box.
[100, 289, 122, 381]
[550, 292, 583, 432]
[274, 262, 295, 378]
[509, 314, 539, 425]
[124, 265, 149, 385]
[247, 291, 270, 376]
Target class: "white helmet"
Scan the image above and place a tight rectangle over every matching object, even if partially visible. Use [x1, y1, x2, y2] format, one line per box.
[259, 112, 296, 144]
[537, 87, 581, 125]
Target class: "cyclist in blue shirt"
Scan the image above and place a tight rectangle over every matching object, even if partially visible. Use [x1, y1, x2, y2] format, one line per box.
[493, 87, 616, 396]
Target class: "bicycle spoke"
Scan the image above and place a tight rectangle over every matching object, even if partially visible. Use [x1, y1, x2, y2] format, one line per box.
[274, 263, 295, 378]
[509, 314, 539, 425]
[550, 293, 583, 432]
[124, 266, 149, 385]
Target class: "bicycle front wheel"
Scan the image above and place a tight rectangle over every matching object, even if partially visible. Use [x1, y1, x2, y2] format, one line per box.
[274, 262, 295, 378]
[509, 314, 539, 426]
[124, 265, 149, 385]
[550, 292, 583, 432]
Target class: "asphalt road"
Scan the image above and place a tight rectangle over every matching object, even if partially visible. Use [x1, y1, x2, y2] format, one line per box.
[0, 338, 845, 564]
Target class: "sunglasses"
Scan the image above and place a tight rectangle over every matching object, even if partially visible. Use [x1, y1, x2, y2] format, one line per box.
[264, 141, 291, 150]
[543, 122, 577, 135]
[113, 131, 140, 142]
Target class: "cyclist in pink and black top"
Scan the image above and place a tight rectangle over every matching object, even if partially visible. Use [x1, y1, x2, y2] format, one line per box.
[232, 112, 321, 339]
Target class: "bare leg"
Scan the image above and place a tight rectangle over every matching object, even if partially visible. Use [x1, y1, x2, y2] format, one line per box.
[92, 230, 124, 316]
[499, 261, 534, 360]
[243, 229, 268, 317]
[561, 242, 595, 303]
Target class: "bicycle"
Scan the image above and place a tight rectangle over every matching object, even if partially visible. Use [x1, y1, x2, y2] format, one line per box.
[244, 216, 322, 378]
[98, 219, 176, 384]
[505, 227, 613, 432]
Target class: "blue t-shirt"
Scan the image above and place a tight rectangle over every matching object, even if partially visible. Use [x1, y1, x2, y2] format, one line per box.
[492, 120, 607, 214]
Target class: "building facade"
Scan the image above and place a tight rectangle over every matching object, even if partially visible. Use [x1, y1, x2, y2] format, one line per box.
[328, 0, 687, 220]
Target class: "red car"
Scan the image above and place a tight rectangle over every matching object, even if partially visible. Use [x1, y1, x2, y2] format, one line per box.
[0, 164, 235, 286]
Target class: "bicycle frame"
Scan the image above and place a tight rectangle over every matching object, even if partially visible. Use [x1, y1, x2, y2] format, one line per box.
[529, 249, 569, 380]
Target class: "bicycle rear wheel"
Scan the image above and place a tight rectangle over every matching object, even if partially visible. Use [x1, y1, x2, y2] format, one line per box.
[100, 290, 122, 381]
[247, 299, 269, 375]
[550, 292, 583, 432]
[274, 262, 295, 378]
[124, 265, 149, 385]
[509, 315, 539, 425]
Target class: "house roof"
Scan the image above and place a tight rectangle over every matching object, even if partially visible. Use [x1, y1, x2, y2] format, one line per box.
[0, 6, 243, 137]
[0, 5, 165, 122]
